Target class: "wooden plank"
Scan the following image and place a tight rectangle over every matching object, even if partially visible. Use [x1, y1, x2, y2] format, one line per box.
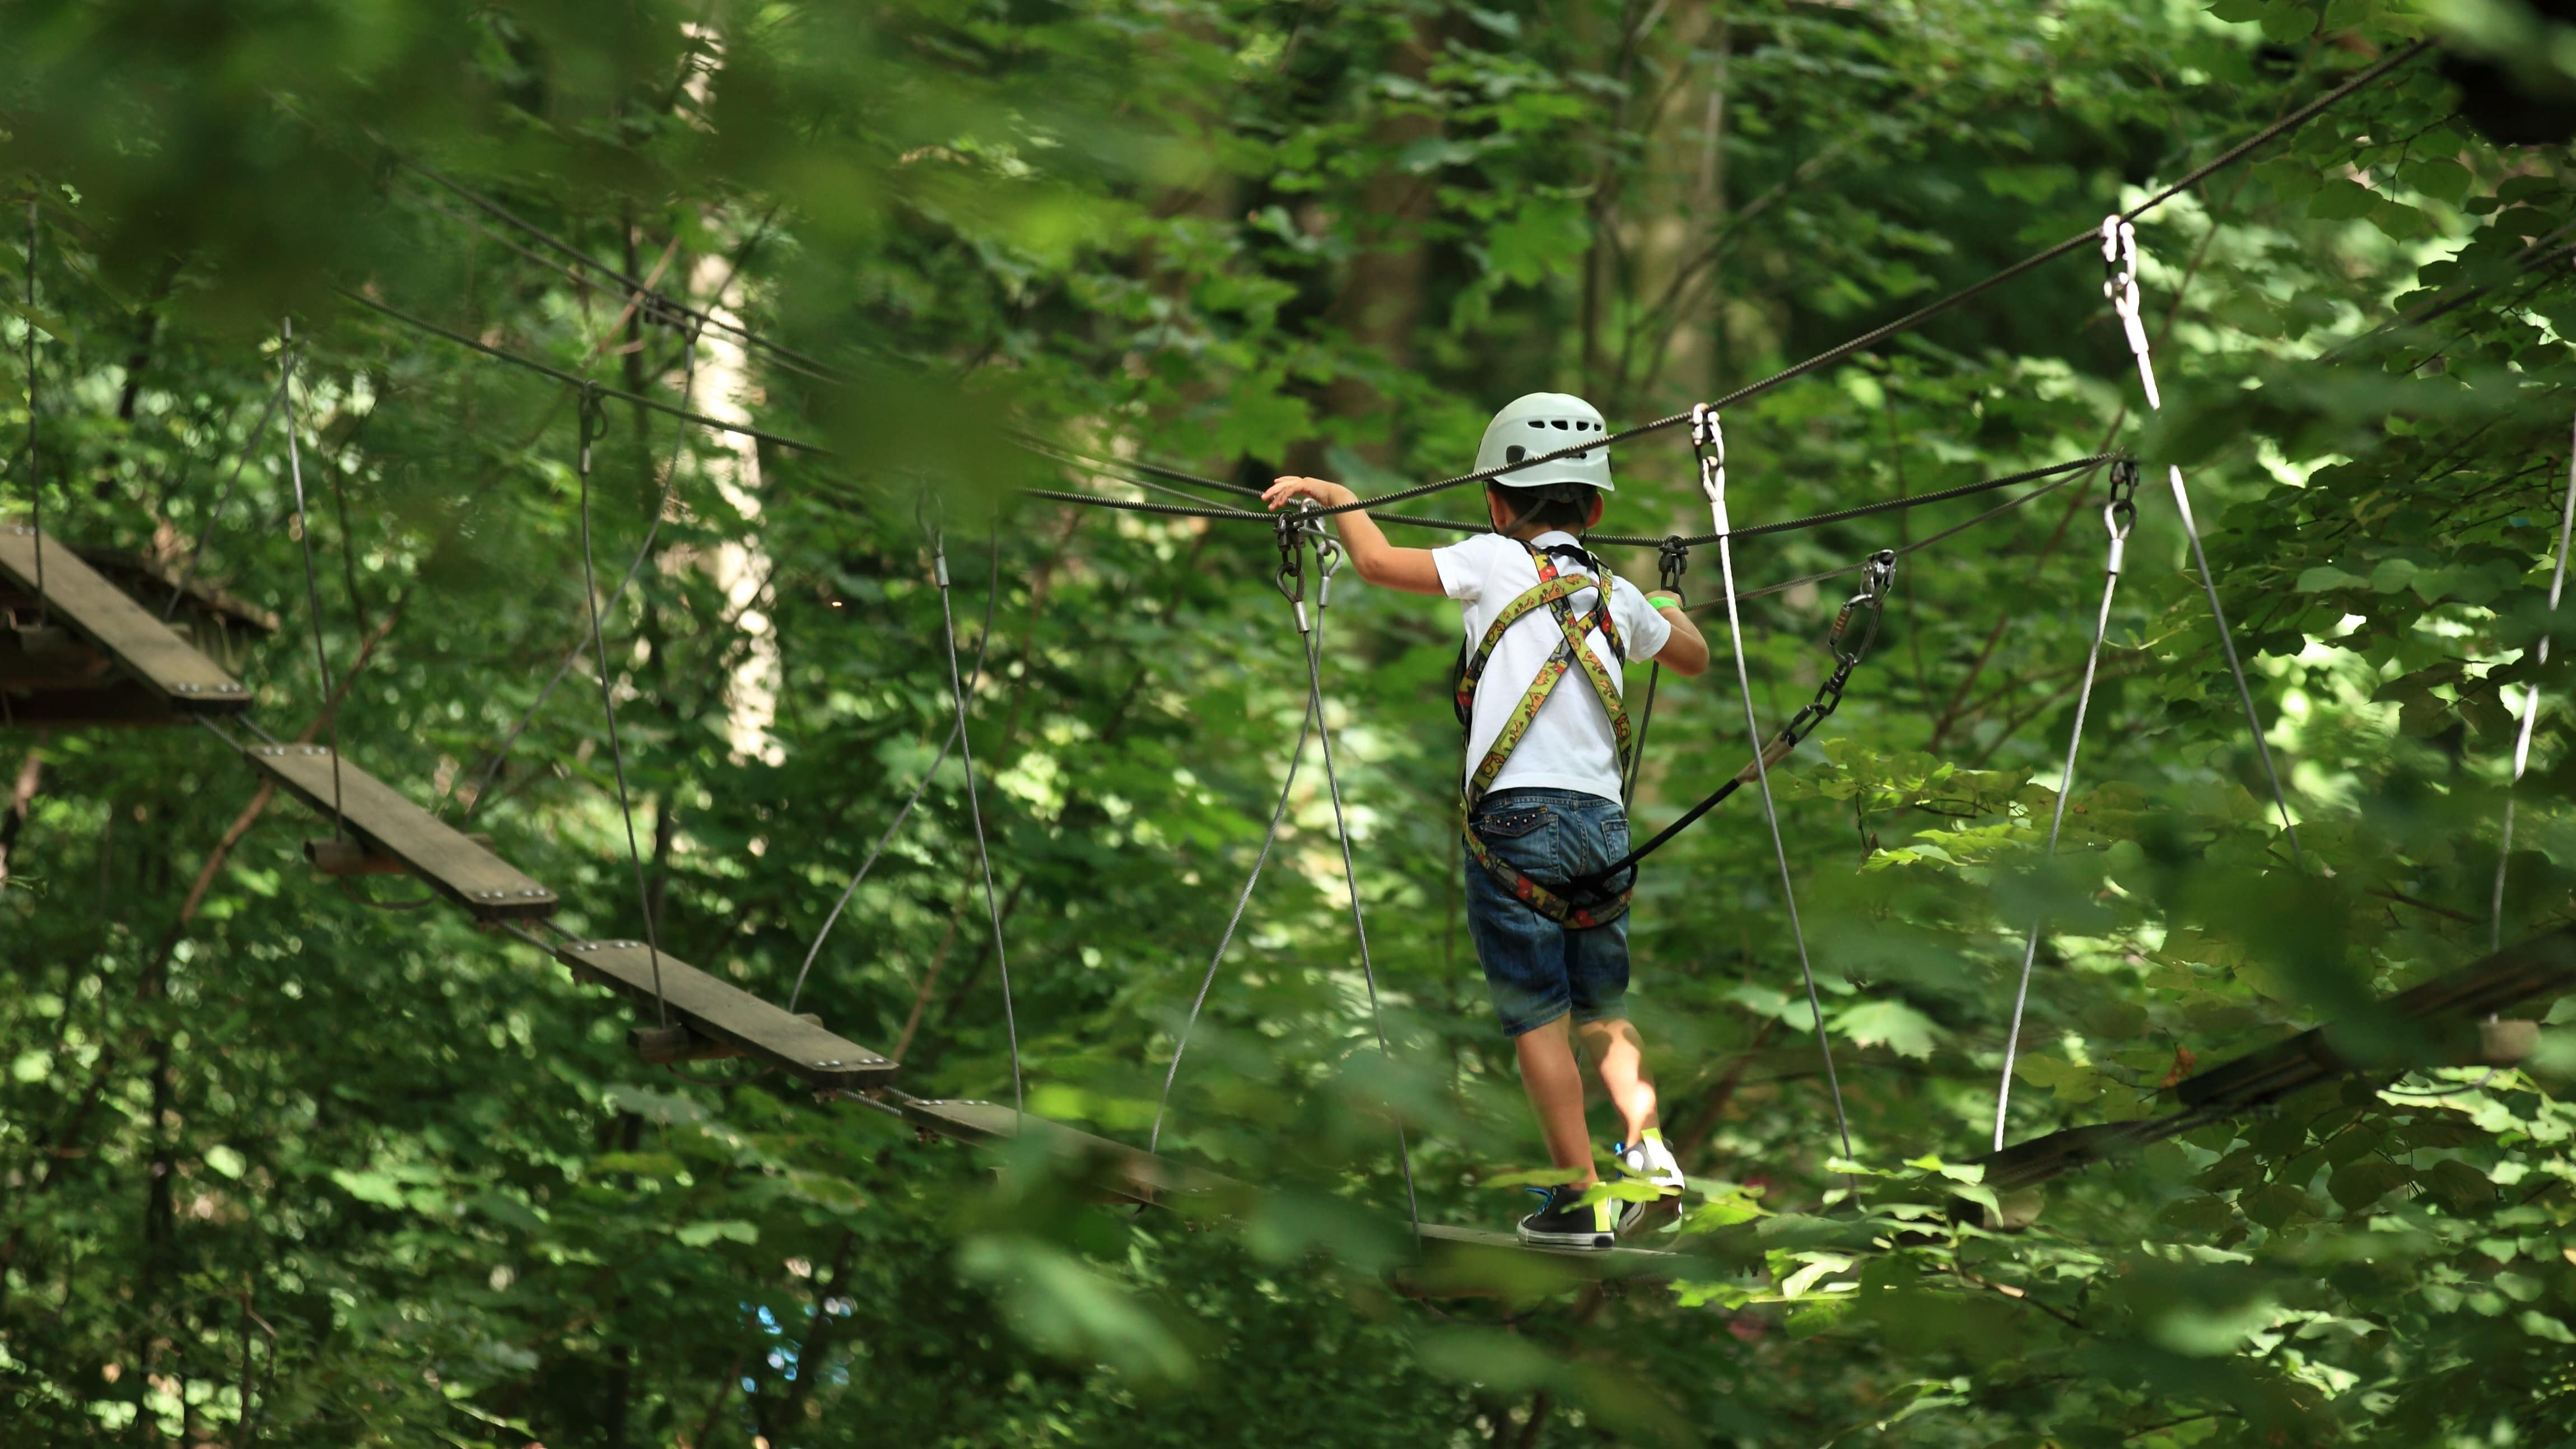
[244, 743, 557, 919]
[0, 527, 250, 711]
[897, 1097, 1231, 1204]
[555, 939, 895, 1091]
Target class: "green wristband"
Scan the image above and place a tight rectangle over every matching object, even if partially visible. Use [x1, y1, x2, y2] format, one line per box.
[1646, 590, 1684, 611]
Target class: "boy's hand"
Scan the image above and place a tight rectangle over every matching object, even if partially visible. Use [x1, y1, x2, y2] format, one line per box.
[1262, 476, 1358, 511]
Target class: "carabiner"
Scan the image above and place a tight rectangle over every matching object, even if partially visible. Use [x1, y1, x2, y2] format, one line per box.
[576, 380, 610, 476]
[2102, 458, 2139, 576]
[1311, 525, 1343, 609]
[1690, 404, 1726, 505]
[1275, 510, 1312, 631]
[1827, 549, 1898, 667]
[1657, 535, 1690, 594]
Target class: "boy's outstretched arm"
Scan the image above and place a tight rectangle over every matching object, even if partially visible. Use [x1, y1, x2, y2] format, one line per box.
[1261, 476, 1446, 596]
[1652, 602, 1712, 676]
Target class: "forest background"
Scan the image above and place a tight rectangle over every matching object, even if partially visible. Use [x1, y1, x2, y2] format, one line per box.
[4, 0, 2575, 1443]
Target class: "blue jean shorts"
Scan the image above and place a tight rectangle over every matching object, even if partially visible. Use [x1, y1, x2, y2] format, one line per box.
[1465, 787, 1632, 1038]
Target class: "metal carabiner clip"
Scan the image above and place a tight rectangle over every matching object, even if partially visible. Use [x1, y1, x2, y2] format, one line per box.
[1657, 535, 1690, 593]
[1828, 549, 1898, 666]
[1690, 404, 1726, 505]
[2103, 458, 2140, 575]
[1311, 527, 1343, 609]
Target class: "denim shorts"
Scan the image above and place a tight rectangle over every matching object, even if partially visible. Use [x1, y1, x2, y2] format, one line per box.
[1464, 787, 1632, 1038]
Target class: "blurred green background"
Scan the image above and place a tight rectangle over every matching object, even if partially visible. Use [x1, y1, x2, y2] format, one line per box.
[4, 0, 2576, 1443]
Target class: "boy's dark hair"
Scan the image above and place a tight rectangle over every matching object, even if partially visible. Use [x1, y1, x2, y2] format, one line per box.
[1490, 482, 1601, 532]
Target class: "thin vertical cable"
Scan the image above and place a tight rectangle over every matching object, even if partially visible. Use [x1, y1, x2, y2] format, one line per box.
[2493, 417, 2576, 948]
[575, 382, 668, 1028]
[2108, 215, 2301, 866]
[1697, 407, 1853, 1166]
[164, 369, 291, 620]
[21, 199, 45, 624]
[1150, 594, 1317, 1154]
[788, 541, 999, 1016]
[1993, 468, 2136, 1151]
[279, 321, 344, 833]
[934, 526, 1022, 1116]
[1302, 534, 1421, 1234]
[2167, 468, 2302, 866]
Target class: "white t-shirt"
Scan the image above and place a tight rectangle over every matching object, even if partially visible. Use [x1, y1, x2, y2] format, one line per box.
[1433, 530, 1673, 803]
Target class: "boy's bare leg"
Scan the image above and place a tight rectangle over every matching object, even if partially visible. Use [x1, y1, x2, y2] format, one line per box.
[1513, 1016, 1597, 1186]
[1577, 1018, 1658, 1147]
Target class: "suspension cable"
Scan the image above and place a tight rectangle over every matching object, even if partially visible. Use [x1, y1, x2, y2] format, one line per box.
[933, 524, 1023, 1117]
[20, 199, 45, 626]
[786, 530, 1000, 1017]
[1149, 532, 1321, 1155]
[459, 323, 702, 824]
[1021, 46, 2425, 525]
[1298, 519, 1423, 1236]
[1696, 407, 1855, 1168]
[1991, 460, 2140, 1152]
[278, 320, 348, 836]
[2492, 412, 2576, 948]
[2107, 217, 2303, 865]
[336, 286, 832, 459]
[575, 382, 670, 1029]
[163, 366, 292, 621]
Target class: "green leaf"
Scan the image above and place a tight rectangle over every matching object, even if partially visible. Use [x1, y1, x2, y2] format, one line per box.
[674, 1219, 758, 1247]
[1832, 999, 1945, 1060]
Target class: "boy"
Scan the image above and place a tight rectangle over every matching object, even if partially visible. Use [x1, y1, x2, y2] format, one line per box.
[1262, 392, 1711, 1248]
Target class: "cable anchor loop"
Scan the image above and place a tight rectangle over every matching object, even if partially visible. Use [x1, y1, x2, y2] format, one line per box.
[2099, 215, 2160, 410]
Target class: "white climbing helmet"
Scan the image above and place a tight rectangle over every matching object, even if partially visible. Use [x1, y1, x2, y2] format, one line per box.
[1473, 392, 1617, 493]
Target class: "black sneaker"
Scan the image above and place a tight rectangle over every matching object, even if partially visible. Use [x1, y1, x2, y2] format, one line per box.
[1516, 1184, 1617, 1250]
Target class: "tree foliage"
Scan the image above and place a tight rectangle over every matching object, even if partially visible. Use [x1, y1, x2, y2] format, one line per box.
[3, 0, 2575, 1444]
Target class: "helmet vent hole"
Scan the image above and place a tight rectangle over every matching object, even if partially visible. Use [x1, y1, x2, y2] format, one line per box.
[1506, 445, 1526, 464]
[1552, 420, 1569, 428]
[1527, 420, 1545, 428]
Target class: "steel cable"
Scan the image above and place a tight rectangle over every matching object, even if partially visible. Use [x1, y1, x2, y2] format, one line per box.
[1698, 412, 1855, 1168]
[1299, 532, 1423, 1236]
[2491, 412, 2576, 948]
[575, 383, 671, 1028]
[787, 533, 1000, 1016]
[278, 322, 347, 835]
[934, 526, 1023, 1116]
[1148, 591, 1320, 1155]
[1992, 465, 2137, 1151]
[462, 327, 702, 824]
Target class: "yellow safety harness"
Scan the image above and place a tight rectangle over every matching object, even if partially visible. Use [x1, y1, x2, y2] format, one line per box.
[1456, 541, 1634, 929]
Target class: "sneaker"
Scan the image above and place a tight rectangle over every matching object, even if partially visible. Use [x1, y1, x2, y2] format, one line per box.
[1613, 1133, 1686, 1236]
[1617, 1132, 1686, 1194]
[1517, 1184, 1618, 1250]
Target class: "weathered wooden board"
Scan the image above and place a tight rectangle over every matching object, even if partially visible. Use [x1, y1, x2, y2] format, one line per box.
[0, 527, 250, 711]
[555, 938, 895, 1090]
[244, 743, 557, 919]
